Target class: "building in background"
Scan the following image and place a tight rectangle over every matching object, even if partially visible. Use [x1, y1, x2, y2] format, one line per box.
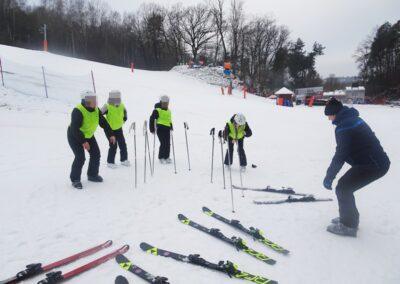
[323, 86, 365, 104]
[295, 86, 323, 104]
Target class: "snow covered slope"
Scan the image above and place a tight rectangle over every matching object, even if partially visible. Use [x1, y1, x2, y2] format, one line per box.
[0, 44, 399, 284]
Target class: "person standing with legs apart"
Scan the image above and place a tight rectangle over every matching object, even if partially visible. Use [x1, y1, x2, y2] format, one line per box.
[223, 113, 252, 172]
[67, 91, 116, 189]
[323, 98, 390, 237]
[101, 90, 130, 168]
[150, 95, 173, 164]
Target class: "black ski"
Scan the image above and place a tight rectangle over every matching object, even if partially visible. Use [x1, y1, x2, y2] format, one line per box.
[202, 207, 289, 254]
[115, 275, 129, 284]
[140, 242, 278, 284]
[254, 195, 333, 205]
[233, 185, 308, 196]
[115, 254, 169, 284]
[178, 214, 275, 265]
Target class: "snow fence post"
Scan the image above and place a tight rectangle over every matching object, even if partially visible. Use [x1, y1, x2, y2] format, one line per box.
[91, 70, 96, 93]
[0, 58, 4, 87]
[131, 62, 134, 73]
[42, 66, 49, 98]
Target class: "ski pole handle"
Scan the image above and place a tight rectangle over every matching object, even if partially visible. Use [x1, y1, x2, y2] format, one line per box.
[143, 121, 147, 136]
[210, 127, 215, 136]
[129, 122, 136, 133]
[184, 122, 189, 130]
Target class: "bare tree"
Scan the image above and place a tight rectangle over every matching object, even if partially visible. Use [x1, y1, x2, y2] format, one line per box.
[210, 0, 227, 60]
[181, 3, 215, 61]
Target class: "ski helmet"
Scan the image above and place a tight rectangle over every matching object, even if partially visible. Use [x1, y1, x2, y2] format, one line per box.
[234, 113, 246, 126]
[108, 90, 122, 105]
[160, 95, 170, 103]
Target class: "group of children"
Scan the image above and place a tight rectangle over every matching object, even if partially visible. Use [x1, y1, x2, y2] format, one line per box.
[67, 91, 252, 189]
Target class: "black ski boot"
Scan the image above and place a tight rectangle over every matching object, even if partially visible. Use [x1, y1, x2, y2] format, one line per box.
[72, 181, 83, 189]
[327, 222, 357, 237]
[88, 175, 103, 183]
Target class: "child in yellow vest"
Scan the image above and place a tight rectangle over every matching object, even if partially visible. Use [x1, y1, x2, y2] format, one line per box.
[101, 90, 129, 168]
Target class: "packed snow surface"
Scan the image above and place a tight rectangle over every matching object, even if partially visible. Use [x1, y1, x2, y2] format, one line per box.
[0, 45, 399, 284]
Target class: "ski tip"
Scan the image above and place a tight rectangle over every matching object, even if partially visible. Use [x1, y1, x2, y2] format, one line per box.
[115, 254, 128, 263]
[266, 259, 277, 265]
[120, 245, 130, 254]
[104, 240, 113, 247]
[115, 275, 129, 284]
[177, 214, 188, 222]
[139, 242, 153, 251]
[202, 206, 211, 212]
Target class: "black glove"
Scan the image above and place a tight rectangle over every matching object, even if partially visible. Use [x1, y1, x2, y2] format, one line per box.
[323, 176, 333, 190]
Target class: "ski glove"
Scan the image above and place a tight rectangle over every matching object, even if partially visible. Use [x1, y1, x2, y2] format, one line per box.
[323, 176, 333, 190]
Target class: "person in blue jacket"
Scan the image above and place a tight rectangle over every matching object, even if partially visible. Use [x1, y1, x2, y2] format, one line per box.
[323, 98, 390, 237]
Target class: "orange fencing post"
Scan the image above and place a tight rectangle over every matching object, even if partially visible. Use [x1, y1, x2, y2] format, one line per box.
[308, 96, 315, 107]
[131, 62, 134, 73]
[243, 86, 247, 99]
[221, 86, 225, 95]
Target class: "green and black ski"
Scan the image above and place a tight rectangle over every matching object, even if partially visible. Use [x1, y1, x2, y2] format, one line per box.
[202, 207, 289, 255]
[178, 214, 276, 265]
[254, 196, 333, 205]
[140, 242, 277, 284]
[115, 254, 169, 283]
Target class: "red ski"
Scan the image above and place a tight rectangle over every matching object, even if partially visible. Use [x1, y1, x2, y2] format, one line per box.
[0, 240, 112, 284]
[37, 245, 130, 283]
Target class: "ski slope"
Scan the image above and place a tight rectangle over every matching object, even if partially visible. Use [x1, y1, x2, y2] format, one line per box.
[0, 44, 399, 284]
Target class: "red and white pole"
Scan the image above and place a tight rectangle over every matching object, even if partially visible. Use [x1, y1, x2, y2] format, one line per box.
[43, 24, 48, 52]
[130, 62, 134, 73]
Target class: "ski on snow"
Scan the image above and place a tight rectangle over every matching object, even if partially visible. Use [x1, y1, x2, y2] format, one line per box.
[202, 207, 289, 255]
[37, 245, 129, 284]
[178, 214, 276, 265]
[254, 196, 333, 205]
[232, 185, 308, 197]
[115, 254, 169, 284]
[0, 240, 113, 284]
[140, 242, 278, 284]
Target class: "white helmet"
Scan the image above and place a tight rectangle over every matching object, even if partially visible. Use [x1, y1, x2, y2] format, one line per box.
[160, 95, 170, 103]
[234, 113, 246, 126]
[109, 90, 121, 99]
[80, 90, 96, 100]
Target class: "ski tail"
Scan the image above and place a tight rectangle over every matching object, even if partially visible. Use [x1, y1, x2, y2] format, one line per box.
[115, 275, 129, 284]
[0, 240, 113, 284]
[38, 245, 129, 283]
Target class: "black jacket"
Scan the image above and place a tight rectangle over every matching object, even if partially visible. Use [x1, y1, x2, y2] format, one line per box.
[326, 106, 389, 180]
[149, 102, 173, 133]
[223, 116, 252, 140]
[68, 104, 113, 144]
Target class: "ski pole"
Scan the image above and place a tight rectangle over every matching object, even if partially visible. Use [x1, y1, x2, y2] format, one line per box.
[218, 131, 226, 189]
[143, 121, 147, 184]
[238, 147, 244, 198]
[146, 127, 153, 177]
[226, 137, 235, 212]
[152, 120, 156, 175]
[129, 122, 137, 189]
[171, 130, 177, 174]
[184, 122, 191, 171]
[210, 128, 215, 183]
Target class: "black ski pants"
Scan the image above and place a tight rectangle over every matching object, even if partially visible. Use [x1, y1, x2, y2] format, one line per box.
[157, 126, 171, 159]
[224, 137, 247, 167]
[107, 128, 128, 164]
[68, 131, 101, 182]
[336, 159, 390, 228]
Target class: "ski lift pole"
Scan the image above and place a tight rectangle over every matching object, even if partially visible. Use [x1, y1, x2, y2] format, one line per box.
[129, 122, 137, 189]
[184, 122, 191, 171]
[210, 128, 215, 183]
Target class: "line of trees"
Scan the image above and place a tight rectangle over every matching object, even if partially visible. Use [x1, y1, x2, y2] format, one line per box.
[355, 20, 400, 99]
[0, 0, 325, 93]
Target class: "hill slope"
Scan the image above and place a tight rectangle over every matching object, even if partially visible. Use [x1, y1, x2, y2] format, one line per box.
[0, 45, 399, 284]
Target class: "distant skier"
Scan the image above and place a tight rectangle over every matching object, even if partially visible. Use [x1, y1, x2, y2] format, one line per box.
[101, 90, 130, 168]
[149, 95, 173, 164]
[222, 113, 252, 171]
[323, 98, 390, 237]
[67, 91, 116, 189]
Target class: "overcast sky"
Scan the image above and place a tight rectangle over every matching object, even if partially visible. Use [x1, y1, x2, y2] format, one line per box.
[31, 0, 400, 77]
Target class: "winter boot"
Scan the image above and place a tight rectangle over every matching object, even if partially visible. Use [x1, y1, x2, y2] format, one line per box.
[165, 158, 172, 164]
[121, 160, 131, 167]
[240, 166, 246, 172]
[72, 181, 83, 190]
[327, 222, 357, 237]
[331, 217, 340, 224]
[159, 159, 166, 164]
[107, 163, 118, 169]
[88, 175, 104, 183]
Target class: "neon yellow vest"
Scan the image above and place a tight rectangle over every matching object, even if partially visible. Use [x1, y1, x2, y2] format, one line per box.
[156, 108, 172, 127]
[106, 103, 125, 130]
[228, 121, 245, 140]
[76, 104, 99, 139]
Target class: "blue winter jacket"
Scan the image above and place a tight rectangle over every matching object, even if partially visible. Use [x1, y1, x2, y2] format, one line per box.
[326, 106, 389, 180]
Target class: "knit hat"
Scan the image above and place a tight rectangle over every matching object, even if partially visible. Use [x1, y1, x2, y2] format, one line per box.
[324, 98, 343, 116]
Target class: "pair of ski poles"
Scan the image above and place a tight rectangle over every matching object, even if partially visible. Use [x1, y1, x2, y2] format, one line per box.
[210, 128, 245, 213]
[129, 121, 192, 188]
